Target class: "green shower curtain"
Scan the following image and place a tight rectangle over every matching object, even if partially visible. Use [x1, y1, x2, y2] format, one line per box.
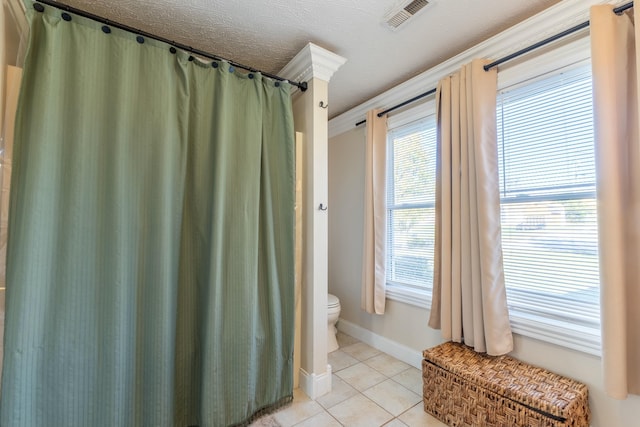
[0, 4, 295, 427]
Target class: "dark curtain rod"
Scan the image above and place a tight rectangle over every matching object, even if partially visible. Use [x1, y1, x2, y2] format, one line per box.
[355, 1, 633, 127]
[30, 0, 308, 92]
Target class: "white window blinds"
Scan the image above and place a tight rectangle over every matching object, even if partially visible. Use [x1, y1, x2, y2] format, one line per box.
[497, 63, 601, 354]
[386, 118, 437, 294]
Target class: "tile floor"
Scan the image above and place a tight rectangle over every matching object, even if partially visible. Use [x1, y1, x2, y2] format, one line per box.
[250, 332, 447, 427]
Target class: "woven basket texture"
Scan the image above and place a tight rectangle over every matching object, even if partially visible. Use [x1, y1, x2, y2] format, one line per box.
[422, 342, 590, 427]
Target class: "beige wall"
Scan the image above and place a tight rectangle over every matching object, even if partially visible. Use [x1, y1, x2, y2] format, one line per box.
[328, 126, 640, 427]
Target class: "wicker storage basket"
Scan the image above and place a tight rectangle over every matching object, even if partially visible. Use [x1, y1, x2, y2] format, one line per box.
[422, 342, 590, 427]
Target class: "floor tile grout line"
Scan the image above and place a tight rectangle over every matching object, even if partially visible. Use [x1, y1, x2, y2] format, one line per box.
[362, 381, 424, 420]
[252, 333, 445, 427]
[388, 374, 423, 396]
[335, 359, 419, 399]
[331, 345, 414, 425]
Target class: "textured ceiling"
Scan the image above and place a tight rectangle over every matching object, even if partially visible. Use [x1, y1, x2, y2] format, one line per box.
[45, 0, 561, 118]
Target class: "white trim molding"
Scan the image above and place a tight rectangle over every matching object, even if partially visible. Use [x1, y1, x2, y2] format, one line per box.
[298, 365, 332, 400]
[329, 0, 628, 138]
[509, 312, 601, 357]
[280, 43, 347, 84]
[337, 318, 424, 369]
[385, 284, 431, 310]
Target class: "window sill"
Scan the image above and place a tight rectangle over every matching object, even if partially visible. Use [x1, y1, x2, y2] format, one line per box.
[508, 309, 601, 357]
[386, 285, 601, 357]
[385, 283, 431, 309]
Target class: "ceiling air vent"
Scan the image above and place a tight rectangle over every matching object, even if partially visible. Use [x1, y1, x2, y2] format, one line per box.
[384, 0, 430, 31]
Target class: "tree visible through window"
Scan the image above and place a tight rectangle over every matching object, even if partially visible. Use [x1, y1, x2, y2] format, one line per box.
[386, 118, 437, 293]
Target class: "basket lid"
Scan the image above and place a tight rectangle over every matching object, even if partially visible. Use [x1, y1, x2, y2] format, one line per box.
[422, 342, 589, 419]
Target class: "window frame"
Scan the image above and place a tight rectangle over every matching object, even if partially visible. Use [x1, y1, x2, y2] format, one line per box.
[497, 59, 600, 355]
[385, 115, 437, 308]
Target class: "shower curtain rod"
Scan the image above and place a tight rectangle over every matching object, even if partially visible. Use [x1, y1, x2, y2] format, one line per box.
[30, 0, 308, 92]
[355, 1, 633, 127]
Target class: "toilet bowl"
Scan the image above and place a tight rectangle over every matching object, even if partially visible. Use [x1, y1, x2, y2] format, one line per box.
[327, 293, 341, 353]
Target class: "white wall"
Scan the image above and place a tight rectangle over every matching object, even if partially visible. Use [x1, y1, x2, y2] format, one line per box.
[328, 125, 640, 427]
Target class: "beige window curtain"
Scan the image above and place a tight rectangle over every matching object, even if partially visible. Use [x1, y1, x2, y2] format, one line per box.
[361, 109, 387, 315]
[590, 4, 640, 399]
[428, 59, 513, 356]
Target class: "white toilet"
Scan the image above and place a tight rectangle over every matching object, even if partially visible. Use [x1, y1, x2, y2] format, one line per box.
[327, 293, 341, 353]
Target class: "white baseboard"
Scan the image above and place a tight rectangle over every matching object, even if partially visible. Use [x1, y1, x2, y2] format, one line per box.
[299, 365, 332, 399]
[337, 318, 423, 369]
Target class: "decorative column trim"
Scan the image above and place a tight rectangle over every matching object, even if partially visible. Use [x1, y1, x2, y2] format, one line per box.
[280, 42, 347, 83]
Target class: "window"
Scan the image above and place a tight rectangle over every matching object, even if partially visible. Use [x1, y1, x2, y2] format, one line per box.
[385, 117, 437, 304]
[497, 63, 600, 354]
[385, 59, 601, 354]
